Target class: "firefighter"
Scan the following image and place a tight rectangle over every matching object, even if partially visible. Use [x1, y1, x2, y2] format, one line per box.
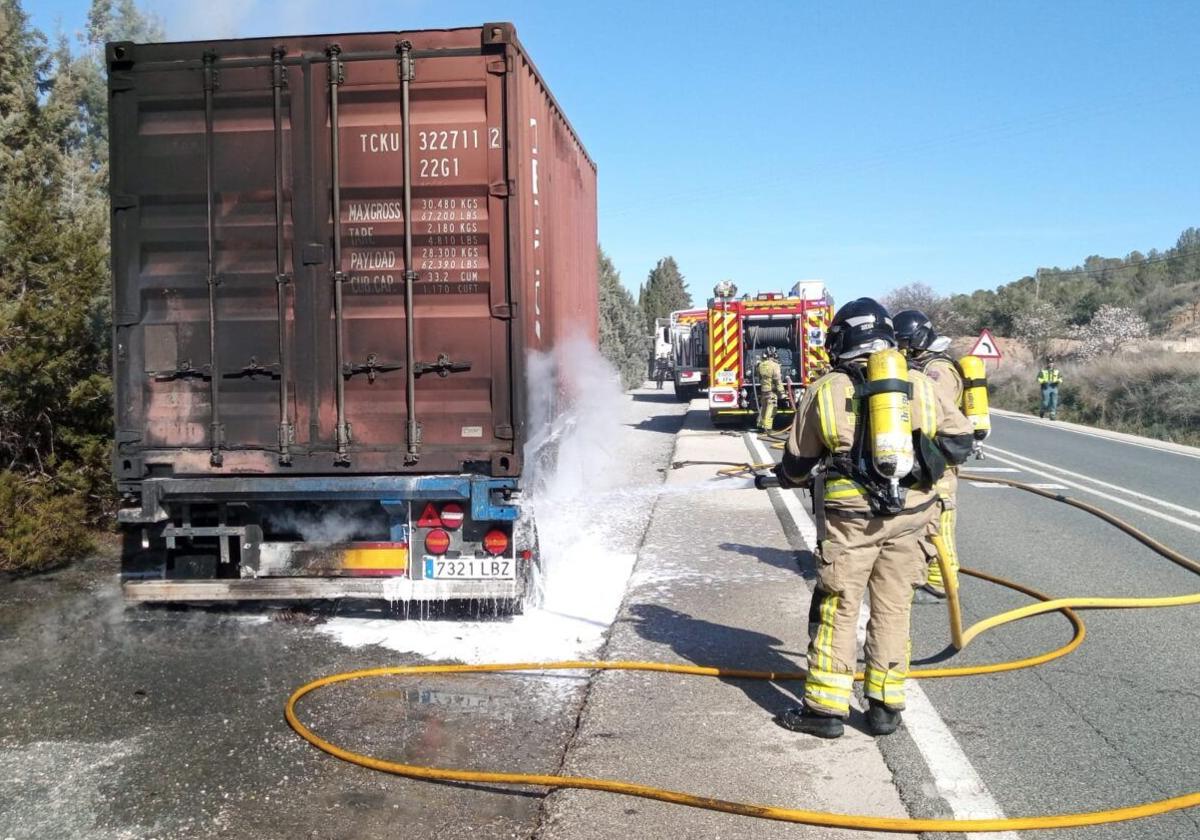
[893, 310, 970, 599]
[771, 298, 975, 739]
[654, 356, 670, 390]
[755, 347, 785, 432]
[1037, 359, 1063, 420]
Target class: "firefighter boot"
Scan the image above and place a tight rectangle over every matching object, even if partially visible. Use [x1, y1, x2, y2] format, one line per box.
[866, 700, 903, 736]
[775, 707, 844, 739]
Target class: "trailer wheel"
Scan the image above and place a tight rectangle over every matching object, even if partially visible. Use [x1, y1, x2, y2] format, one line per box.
[498, 515, 542, 616]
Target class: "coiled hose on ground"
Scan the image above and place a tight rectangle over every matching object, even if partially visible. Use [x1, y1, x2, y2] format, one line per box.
[285, 470, 1200, 834]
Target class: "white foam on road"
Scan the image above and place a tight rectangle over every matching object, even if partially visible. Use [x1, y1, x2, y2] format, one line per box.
[745, 434, 1021, 840]
[316, 551, 637, 665]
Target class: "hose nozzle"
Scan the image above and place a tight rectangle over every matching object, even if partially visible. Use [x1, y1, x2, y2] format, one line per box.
[754, 474, 781, 490]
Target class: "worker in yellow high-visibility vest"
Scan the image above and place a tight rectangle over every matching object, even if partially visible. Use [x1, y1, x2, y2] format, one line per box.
[1037, 360, 1063, 420]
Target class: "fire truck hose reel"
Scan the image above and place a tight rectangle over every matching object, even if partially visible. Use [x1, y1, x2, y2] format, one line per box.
[286, 472, 1200, 833]
[745, 325, 794, 350]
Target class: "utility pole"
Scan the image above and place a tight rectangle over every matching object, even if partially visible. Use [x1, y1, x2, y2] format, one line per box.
[1035, 268, 1043, 302]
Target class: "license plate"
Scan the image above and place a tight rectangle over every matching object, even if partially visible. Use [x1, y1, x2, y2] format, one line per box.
[423, 557, 514, 580]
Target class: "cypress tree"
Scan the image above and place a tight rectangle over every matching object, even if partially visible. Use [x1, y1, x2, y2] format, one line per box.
[599, 248, 650, 390]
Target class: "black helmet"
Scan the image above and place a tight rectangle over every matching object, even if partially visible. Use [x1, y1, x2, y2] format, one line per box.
[826, 298, 895, 361]
[893, 309, 936, 352]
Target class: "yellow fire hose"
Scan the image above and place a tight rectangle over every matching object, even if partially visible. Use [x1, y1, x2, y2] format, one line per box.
[286, 472, 1200, 833]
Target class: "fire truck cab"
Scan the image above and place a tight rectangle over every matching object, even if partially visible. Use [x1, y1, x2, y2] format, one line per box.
[706, 281, 834, 426]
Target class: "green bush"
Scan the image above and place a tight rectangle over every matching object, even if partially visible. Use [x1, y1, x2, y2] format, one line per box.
[0, 472, 93, 574]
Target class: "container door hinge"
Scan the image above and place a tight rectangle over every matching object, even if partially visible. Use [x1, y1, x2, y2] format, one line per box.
[109, 72, 135, 92]
[490, 303, 514, 320]
[494, 424, 514, 441]
[489, 179, 516, 197]
[487, 56, 513, 75]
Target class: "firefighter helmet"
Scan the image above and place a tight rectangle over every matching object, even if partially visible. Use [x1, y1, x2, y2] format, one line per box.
[764, 347, 779, 360]
[893, 309, 937, 353]
[826, 298, 895, 361]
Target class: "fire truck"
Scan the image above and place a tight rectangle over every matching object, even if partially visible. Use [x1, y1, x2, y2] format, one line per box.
[705, 281, 834, 425]
[666, 308, 709, 401]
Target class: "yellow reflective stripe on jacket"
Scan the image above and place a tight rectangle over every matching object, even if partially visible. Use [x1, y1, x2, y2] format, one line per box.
[915, 376, 937, 435]
[824, 478, 866, 500]
[814, 379, 840, 452]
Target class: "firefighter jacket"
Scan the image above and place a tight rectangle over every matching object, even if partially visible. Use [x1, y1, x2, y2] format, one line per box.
[1038, 368, 1063, 386]
[755, 358, 785, 396]
[780, 365, 974, 516]
[909, 352, 966, 506]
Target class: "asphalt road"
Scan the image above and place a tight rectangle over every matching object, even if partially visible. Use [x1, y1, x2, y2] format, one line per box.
[4, 393, 1198, 839]
[766, 409, 1200, 839]
[0, 386, 691, 840]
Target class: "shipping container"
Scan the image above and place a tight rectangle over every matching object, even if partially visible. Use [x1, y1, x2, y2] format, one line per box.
[107, 24, 597, 604]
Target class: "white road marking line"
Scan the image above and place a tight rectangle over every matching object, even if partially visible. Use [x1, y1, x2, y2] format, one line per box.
[993, 410, 1200, 461]
[1029, 483, 1068, 490]
[745, 435, 1020, 839]
[967, 466, 1020, 473]
[985, 451, 1200, 536]
[986, 445, 1200, 520]
[746, 435, 818, 547]
[970, 482, 1010, 489]
[901, 694, 1022, 837]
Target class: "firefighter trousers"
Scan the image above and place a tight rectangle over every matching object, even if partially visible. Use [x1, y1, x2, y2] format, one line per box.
[804, 503, 936, 717]
[758, 392, 779, 431]
[925, 473, 958, 591]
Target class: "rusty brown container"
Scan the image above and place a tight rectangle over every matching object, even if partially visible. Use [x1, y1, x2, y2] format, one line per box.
[108, 23, 597, 486]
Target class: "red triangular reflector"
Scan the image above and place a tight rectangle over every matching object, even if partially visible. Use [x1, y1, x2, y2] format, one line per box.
[417, 503, 442, 528]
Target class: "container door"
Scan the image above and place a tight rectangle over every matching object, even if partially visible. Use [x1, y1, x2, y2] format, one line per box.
[321, 49, 513, 472]
[113, 56, 297, 470]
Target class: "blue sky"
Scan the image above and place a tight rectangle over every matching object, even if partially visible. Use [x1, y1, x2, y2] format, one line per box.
[32, 0, 1200, 303]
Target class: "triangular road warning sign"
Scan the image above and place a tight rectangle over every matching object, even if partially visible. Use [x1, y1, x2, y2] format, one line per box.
[416, 503, 442, 528]
[968, 328, 1003, 360]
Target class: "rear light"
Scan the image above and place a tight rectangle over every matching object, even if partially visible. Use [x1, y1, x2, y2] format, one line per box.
[519, 549, 533, 562]
[482, 530, 509, 556]
[440, 502, 464, 530]
[712, 391, 736, 404]
[424, 529, 451, 555]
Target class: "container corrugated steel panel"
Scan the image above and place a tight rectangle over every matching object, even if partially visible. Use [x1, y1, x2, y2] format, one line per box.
[108, 23, 597, 486]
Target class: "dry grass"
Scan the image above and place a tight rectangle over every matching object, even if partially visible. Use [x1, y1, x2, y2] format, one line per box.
[988, 352, 1200, 445]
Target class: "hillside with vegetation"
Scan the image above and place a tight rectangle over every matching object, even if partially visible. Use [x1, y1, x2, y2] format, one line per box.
[885, 226, 1200, 445]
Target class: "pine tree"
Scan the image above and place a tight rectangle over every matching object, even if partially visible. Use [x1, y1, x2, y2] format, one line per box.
[599, 248, 649, 390]
[0, 0, 159, 570]
[638, 256, 692, 331]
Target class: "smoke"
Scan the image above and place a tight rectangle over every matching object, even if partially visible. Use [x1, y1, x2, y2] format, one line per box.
[262, 508, 372, 544]
[314, 339, 646, 661]
[522, 338, 631, 613]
